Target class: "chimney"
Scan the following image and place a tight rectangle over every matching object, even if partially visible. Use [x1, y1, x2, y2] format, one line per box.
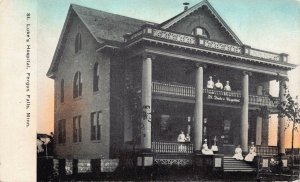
[183, 2, 190, 11]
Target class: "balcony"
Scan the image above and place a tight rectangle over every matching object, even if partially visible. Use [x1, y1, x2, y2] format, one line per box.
[152, 81, 277, 107]
[125, 26, 288, 63]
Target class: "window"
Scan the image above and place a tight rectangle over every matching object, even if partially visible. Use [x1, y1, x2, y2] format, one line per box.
[73, 116, 82, 142]
[58, 119, 66, 144]
[60, 79, 64, 103]
[192, 27, 209, 38]
[91, 111, 102, 141]
[93, 63, 100, 92]
[73, 71, 82, 98]
[75, 33, 82, 53]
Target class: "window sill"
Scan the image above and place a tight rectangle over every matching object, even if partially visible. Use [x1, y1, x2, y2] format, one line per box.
[91, 140, 101, 143]
[73, 96, 82, 101]
[93, 90, 101, 95]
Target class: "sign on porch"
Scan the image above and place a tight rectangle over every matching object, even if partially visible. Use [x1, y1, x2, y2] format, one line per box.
[206, 93, 241, 103]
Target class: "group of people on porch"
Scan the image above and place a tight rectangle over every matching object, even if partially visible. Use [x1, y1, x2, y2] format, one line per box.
[232, 142, 257, 162]
[207, 75, 231, 91]
[176, 131, 257, 162]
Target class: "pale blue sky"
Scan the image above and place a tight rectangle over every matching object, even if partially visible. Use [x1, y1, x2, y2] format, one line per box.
[36, 0, 300, 133]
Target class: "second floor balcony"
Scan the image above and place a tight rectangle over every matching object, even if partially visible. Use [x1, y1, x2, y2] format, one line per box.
[152, 81, 278, 107]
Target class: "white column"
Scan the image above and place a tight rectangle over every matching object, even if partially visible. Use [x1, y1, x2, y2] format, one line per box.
[278, 79, 286, 155]
[194, 65, 204, 152]
[241, 72, 249, 153]
[256, 85, 263, 145]
[140, 55, 152, 149]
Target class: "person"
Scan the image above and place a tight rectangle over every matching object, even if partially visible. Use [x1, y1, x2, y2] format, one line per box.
[232, 145, 243, 160]
[207, 76, 214, 89]
[185, 133, 191, 142]
[37, 136, 44, 154]
[224, 81, 231, 91]
[244, 142, 257, 162]
[201, 139, 213, 155]
[211, 136, 218, 152]
[215, 79, 223, 90]
[177, 131, 186, 142]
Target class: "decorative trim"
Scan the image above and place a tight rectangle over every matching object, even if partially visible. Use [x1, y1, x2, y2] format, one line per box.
[154, 159, 192, 166]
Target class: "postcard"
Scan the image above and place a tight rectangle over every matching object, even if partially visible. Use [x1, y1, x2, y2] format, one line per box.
[0, 0, 299, 181]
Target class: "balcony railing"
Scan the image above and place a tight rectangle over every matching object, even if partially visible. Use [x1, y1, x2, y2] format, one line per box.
[126, 26, 288, 63]
[152, 81, 277, 107]
[152, 141, 194, 154]
[256, 146, 278, 156]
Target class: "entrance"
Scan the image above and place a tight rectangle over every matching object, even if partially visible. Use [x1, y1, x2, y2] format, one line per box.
[204, 106, 240, 156]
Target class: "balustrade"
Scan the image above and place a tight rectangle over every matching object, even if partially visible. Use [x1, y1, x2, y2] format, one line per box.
[127, 26, 286, 62]
[256, 146, 278, 156]
[151, 141, 193, 153]
[152, 81, 276, 107]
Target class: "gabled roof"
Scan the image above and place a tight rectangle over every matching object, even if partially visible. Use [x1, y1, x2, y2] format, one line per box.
[159, 0, 243, 45]
[47, 4, 156, 78]
[71, 4, 156, 43]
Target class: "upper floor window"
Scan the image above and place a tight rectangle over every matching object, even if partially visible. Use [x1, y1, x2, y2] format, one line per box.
[93, 63, 99, 92]
[58, 119, 66, 144]
[91, 111, 102, 141]
[60, 79, 64, 103]
[192, 27, 209, 38]
[73, 71, 82, 98]
[73, 115, 82, 143]
[75, 33, 82, 53]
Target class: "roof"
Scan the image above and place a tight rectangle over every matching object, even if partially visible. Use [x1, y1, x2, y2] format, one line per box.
[47, 4, 157, 78]
[71, 4, 157, 43]
[159, 0, 243, 45]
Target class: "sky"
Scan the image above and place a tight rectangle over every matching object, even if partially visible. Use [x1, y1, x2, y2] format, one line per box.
[36, 0, 300, 147]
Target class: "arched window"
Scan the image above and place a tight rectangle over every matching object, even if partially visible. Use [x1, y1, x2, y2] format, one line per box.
[60, 79, 64, 103]
[192, 27, 209, 38]
[75, 33, 82, 53]
[73, 71, 82, 98]
[93, 63, 99, 92]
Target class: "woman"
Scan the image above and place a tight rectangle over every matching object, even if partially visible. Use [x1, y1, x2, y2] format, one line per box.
[244, 142, 256, 162]
[232, 145, 243, 160]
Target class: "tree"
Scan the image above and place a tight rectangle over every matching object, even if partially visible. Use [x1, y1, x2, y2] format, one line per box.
[271, 84, 300, 177]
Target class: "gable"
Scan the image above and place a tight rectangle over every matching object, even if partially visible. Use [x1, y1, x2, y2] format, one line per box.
[160, 0, 242, 45]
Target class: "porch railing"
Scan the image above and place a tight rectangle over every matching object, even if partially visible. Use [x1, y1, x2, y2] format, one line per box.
[256, 146, 278, 156]
[151, 141, 194, 153]
[152, 81, 277, 107]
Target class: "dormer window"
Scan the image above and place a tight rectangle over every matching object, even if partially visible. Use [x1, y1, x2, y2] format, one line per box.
[192, 27, 209, 38]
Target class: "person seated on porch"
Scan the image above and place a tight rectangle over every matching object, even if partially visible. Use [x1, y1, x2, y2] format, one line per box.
[211, 136, 218, 152]
[177, 131, 186, 142]
[185, 133, 191, 142]
[224, 81, 231, 91]
[215, 79, 223, 90]
[207, 76, 214, 89]
[202, 139, 214, 155]
[232, 145, 243, 160]
[244, 142, 257, 162]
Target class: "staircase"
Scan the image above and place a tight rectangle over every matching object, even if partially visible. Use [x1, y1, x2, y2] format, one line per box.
[223, 157, 256, 172]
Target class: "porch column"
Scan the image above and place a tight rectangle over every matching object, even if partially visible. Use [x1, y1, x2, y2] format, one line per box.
[140, 55, 152, 149]
[256, 85, 263, 146]
[194, 64, 204, 152]
[241, 71, 250, 153]
[278, 78, 287, 155]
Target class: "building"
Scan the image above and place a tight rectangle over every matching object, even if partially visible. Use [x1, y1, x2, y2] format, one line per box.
[47, 0, 297, 172]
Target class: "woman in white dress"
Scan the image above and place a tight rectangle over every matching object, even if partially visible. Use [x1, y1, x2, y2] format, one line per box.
[207, 76, 214, 89]
[215, 79, 223, 90]
[244, 142, 256, 162]
[232, 145, 243, 160]
[177, 131, 186, 142]
[202, 139, 214, 155]
[224, 81, 231, 91]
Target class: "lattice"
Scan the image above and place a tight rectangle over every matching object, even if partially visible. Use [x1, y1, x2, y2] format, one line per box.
[154, 159, 192, 166]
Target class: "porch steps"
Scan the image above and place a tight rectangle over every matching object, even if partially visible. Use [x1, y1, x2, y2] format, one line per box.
[223, 157, 256, 172]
